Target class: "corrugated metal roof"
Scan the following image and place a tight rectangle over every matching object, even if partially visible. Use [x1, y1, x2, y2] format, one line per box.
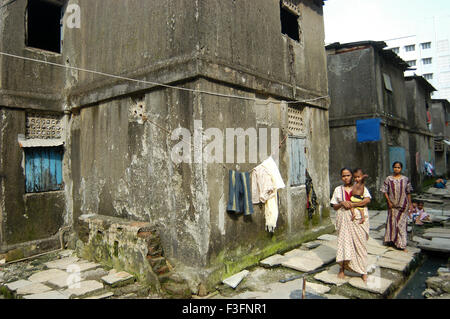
[18, 138, 64, 148]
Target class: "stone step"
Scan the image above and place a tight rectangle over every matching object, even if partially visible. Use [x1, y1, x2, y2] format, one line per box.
[62, 280, 105, 299]
[101, 271, 135, 288]
[83, 292, 114, 299]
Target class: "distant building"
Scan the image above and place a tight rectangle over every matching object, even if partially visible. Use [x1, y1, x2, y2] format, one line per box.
[385, 16, 450, 101]
[326, 41, 435, 204]
[430, 99, 450, 177]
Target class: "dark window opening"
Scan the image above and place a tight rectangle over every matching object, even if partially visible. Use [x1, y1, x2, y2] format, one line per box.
[280, 2, 300, 42]
[26, 0, 63, 53]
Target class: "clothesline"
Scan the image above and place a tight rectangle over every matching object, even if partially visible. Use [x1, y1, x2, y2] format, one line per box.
[0, 51, 329, 105]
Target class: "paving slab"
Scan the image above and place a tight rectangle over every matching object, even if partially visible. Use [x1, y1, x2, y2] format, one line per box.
[281, 256, 324, 272]
[305, 281, 331, 295]
[222, 270, 250, 289]
[47, 272, 81, 289]
[317, 234, 337, 241]
[84, 292, 114, 299]
[23, 291, 69, 299]
[422, 227, 450, 234]
[317, 239, 338, 250]
[412, 236, 431, 245]
[302, 241, 321, 249]
[313, 264, 349, 286]
[430, 237, 450, 245]
[382, 250, 415, 263]
[59, 250, 75, 258]
[44, 256, 80, 270]
[376, 257, 409, 272]
[369, 222, 385, 231]
[309, 245, 336, 265]
[101, 271, 135, 288]
[283, 249, 309, 258]
[422, 232, 450, 239]
[324, 294, 349, 299]
[72, 261, 102, 273]
[62, 280, 104, 298]
[431, 216, 450, 222]
[16, 282, 52, 295]
[260, 254, 285, 267]
[28, 269, 68, 283]
[349, 276, 393, 294]
[5, 279, 33, 291]
[367, 244, 389, 256]
[418, 241, 450, 253]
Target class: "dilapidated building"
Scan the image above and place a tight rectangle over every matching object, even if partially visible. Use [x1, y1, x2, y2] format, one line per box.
[0, 0, 331, 294]
[326, 41, 435, 205]
[431, 99, 450, 177]
[405, 75, 436, 191]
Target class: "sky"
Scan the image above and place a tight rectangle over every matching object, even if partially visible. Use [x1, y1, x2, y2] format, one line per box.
[323, 0, 450, 44]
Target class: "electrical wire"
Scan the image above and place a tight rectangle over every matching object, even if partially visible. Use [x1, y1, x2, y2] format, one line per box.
[0, 51, 328, 105]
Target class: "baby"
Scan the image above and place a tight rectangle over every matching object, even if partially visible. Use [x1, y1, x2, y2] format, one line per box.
[414, 200, 431, 225]
[350, 168, 368, 224]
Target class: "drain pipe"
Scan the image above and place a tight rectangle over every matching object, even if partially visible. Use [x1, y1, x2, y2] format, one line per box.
[1, 226, 72, 266]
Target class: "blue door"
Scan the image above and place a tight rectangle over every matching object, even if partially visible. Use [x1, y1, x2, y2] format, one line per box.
[289, 137, 306, 186]
[389, 147, 406, 173]
[25, 147, 63, 193]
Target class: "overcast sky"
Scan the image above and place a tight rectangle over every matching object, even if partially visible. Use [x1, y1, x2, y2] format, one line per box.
[323, 0, 450, 44]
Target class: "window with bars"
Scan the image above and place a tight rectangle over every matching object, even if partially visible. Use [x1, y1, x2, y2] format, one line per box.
[423, 73, 433, 80]
[407, 60, 416, 67]
[24, 147, 64, 193]
[405, 44, 415, 52]
[280, 1, 300, 42]
[391, 47, 400, 54]
[422, 58, 432, 65]
[421, 42, 431, 49]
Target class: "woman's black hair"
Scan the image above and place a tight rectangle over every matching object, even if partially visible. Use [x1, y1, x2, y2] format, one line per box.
[340, 167, 353, 175]
[392, 161, 403, 169]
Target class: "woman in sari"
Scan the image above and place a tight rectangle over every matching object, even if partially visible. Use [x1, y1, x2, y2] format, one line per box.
[381, 161, 413, 252]
[331, 168, 371, 282]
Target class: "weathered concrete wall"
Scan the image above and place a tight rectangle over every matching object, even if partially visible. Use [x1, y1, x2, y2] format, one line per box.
[0, 108, 67, 253]
[405, 79, 435, 189]
[0, 1, 63, 111]
[327, 47, 378, 119]
[71, 77, 332, 287]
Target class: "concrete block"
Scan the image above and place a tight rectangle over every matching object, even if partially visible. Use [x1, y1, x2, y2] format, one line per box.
[305, 281, 331, 295]
[23, 291, 69, 299]
[309, 245, 336, 265]
[62, 280, 104, 298]
[84, 292, 114, 299]
[313, 264, 349, 286]
[222, 270, 249, 289]
[260, 254, 285, 267]
[44, 256, 80, 270]
[28, 269, 68, 283]
[317, 234, 337, 241]
[101, 271, 135, 287]
[16, 282, 52, 295]
[302, 241, 321, 249]
[349, 276, 393, 294]
[5, 280, 33, 291]
[281, 256, 323, 272]
[377, 257, 409, 272]
[382, 250, 415, 263]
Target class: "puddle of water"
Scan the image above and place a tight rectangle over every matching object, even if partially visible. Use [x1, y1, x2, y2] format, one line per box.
[395, 252, 448, 299]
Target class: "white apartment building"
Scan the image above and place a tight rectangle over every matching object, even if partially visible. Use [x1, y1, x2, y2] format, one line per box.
[385, 16, 450, 100]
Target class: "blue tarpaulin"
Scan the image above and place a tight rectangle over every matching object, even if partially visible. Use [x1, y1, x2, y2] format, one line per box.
[356, 118, 381, 142]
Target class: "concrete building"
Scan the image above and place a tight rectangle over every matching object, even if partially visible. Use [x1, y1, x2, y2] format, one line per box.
[404, 76, 436, 189]
[385, 16, 450, 101]
[0, 0, 331, 293]
[326, 41, 434, 205]
[430, 99, 450, 177]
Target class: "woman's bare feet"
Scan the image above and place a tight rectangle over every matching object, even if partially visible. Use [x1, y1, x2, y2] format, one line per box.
[361, 274, 368, 283]
[337, 270, 345, 279]
[403, 248, 408, 253]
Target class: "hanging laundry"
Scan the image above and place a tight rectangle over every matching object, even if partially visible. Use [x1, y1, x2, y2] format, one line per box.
[227, 170, 254, 216]
[305, 170, 317, 220]
[251, 156, 286, 233]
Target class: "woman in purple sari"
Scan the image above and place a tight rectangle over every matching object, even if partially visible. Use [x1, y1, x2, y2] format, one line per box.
[380, 162, 413, 251]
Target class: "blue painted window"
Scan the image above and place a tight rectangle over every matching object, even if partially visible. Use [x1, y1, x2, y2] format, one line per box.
[356, 118, 381, 142]
[289, 137, 306, 186]
[389, 146, 406, 173]
[25, 147, 63, 193]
